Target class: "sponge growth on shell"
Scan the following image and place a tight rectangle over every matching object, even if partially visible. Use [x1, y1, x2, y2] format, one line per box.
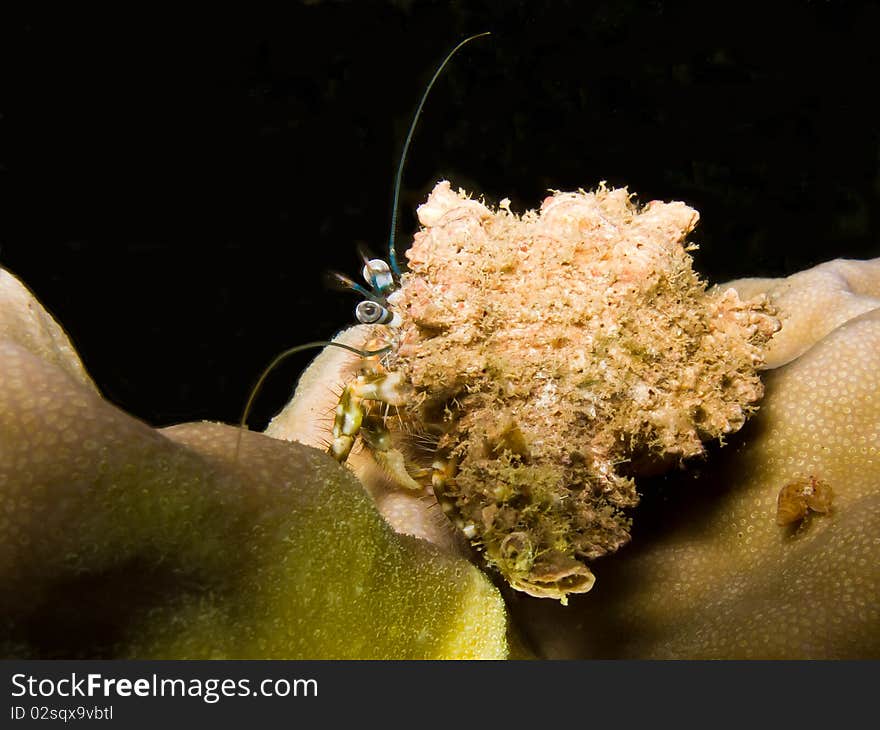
[389, 181, 779, 601]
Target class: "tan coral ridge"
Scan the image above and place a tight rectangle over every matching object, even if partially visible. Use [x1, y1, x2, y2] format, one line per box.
[379, 181, 779, 601]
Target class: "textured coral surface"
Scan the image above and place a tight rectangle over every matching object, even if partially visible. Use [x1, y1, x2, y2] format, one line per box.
[385, 182, 777, 599]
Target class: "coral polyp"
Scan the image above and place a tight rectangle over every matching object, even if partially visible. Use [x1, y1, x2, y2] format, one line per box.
[366, 181, 779, 601]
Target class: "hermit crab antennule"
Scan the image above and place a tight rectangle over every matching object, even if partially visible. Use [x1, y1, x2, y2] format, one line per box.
[324, 270, 384, 303]
[386, 31, 491, 277]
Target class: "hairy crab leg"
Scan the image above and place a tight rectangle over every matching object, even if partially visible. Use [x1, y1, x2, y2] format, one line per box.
[359, 414, 423, 491]
[431, 458, 468, 533]
[328, 370, 409, 463]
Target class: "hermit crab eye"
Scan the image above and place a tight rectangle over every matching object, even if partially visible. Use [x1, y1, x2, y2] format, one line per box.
[362, 258, 395, 294]
[356, 300, 395, 325]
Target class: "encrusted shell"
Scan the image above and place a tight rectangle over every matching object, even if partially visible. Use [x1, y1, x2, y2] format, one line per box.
[391, 181, 779, 600]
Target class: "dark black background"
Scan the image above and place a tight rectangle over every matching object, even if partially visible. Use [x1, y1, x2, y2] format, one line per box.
[2, 1, 878, 428]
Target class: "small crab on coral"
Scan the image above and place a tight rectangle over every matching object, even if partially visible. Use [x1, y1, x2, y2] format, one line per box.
[246, 36, 780, 603]
[776, 475, 834, 527]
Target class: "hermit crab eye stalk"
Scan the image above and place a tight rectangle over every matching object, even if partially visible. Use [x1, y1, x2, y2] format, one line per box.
[355, 300, 398, 326]
[362, 258, 395, 295]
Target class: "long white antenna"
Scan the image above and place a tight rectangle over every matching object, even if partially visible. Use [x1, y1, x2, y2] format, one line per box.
[387, 32, 491, 275]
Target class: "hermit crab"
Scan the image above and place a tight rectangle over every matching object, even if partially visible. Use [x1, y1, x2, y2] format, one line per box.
[240, 34, 780, 603]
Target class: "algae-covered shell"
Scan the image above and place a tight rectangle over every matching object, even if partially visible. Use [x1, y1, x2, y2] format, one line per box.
[390, 181, 779, 600]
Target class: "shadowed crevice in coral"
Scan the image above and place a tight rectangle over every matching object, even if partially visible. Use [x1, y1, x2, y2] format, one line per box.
[2, 559, 211, 659]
